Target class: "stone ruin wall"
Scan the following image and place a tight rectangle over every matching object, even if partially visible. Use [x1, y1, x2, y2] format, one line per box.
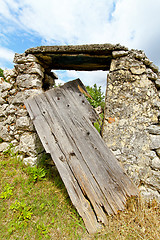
[103, 49, 160, 201]
[0, 54, 52, 165]
[0, 45, 160, 201]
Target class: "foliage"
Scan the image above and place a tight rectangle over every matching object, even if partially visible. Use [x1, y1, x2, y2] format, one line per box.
[0, 152, 85, 239]
[85, 84, 105, 109]
[0, 148, 160, 239]
[94, 113, 104, 134]
[10, 200, 33, 221]
[0, 184, 14, 199]
[25, 165, 47, 183]
[0, 68, 4, 77]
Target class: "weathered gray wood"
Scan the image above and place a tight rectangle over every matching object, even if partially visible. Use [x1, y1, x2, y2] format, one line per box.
[25, 79, 138, 233]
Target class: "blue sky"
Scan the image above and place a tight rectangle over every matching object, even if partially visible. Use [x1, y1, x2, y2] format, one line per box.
[0, 0, 160, 90]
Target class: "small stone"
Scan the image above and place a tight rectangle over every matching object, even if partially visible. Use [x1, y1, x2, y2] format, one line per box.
[19, 132, 44, 155]
[8, 89, 43, 104]
[23, 157, 37, 166]
[11, 139, 18, 146]
[16, 116, 32, 130]
[139, 186, 160, 202]
[0, 123, 11, 141]
[5, 104, 16, 115]
[146, 125, 160, 135]
[1, 91, 8, 99]
[110, 59, 130, 71]
[112, 50, 128, 58]
[153, 101, 160, 109]
[146, 175, 160, 191]
[150, 63, 159, 73]
[147, 150, 157, 159]
[95, 106, 103, 115]
[155, 79, 160, 89]
[135, 51, 146, 60]
[13, 53, 39, 64]
[130, 64, 146, 75]
[0, 78, 12, 91]
[9, 89, 17, 95]
[150, 134, 160, 149]
[152, 156, 160, 170]
[0, 104, 8, 117]
[5, 115, 15, 124]
[16, 74, 42, 88]
[15, 62, 44, 77]
[146, 68, 158, 80]
[0, 142, 9, 152]
[3, 69, 17, 78]
[143, 58, 152, 66]
[0, 97, 5, 104]
[112, 149, 121, 155]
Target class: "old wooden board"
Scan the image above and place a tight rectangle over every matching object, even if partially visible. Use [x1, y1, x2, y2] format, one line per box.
[25, 79, 138, 233]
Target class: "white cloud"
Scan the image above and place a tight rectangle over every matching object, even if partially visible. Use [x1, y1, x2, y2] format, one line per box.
[110, 0, 160, 65]
[0, 47, 15, 62]
[0, 0, 160, 83]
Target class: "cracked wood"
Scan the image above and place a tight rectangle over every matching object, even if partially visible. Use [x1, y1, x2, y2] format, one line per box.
[25, 79, 138, 233]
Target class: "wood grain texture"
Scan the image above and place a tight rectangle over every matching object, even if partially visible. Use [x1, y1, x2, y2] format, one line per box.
[25, 79, 138, 233]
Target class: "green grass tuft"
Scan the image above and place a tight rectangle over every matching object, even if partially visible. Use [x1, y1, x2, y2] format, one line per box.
[0, 149, 160, 239]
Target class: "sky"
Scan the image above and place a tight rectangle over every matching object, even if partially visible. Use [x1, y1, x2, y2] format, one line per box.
[0, 0, 160, 91]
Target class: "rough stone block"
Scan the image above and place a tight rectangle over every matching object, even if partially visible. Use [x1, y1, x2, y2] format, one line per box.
[23, 156, 37, 166]
[146, 125, 160, 135]
[3, 69, 17, 78]
[15, 62, 44, 77]
[0, 78, 12, 91]
[112, 50, 128, 58]
[130, 64, 146, 75]
[150, 63, 159, 73]
[16, 116, 34, 130]
[139, 186, 160, 202]
[8, 89, 43, 104]
[150, 135, 160, 149]
[152, 156, 160, 170]
[146, 68, 158, 80]
[0, 123, 12, 141]
[19, 132, 44, 156]
[0, 104, 8, 117]
[0, 142, 9, 152]
[0, 97, 6, 104]
[14, 53, 39, 64]
[155, 79, 160, 89]
[16, 74, 42, 88]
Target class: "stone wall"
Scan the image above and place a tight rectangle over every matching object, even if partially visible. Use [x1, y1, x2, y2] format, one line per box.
[0, 53, 56, 165]
[103, 49, 160, 201]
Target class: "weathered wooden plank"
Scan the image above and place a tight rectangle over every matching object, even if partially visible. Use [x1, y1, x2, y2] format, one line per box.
[25, 79, 138, 233]
[25, 96, 100, 233]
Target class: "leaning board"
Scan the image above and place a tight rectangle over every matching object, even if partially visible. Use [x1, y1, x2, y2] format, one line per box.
[25, 79, 138, 233]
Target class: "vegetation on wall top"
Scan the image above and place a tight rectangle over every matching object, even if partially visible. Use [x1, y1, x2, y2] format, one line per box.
[0, 68, 4, 78]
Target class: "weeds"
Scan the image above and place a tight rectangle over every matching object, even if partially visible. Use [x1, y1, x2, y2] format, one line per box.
[25, 165, 47, 183]
[0, 149, 160, 239]
[0, 184, 14, 199]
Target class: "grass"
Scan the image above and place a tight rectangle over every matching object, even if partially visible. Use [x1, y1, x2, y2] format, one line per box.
[0, 147, 160, 240]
